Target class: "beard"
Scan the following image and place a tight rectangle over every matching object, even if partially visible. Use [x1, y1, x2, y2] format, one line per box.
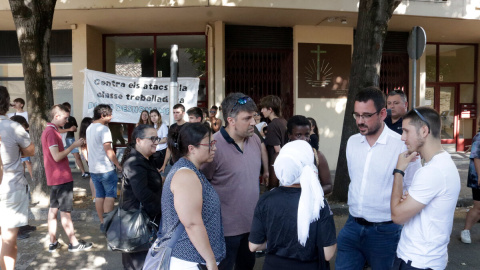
[407, 136, 425, 154]
[357, 120, 382, 136]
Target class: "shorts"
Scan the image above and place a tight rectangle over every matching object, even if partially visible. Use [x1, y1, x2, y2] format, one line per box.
[472, 188, 480, 201]
[91, 170, 118, 198]
[21, 156, 31, 162]
[0, 186, 29, 229]
[50, 181, 74, 212]
[65, 137, 79, 154]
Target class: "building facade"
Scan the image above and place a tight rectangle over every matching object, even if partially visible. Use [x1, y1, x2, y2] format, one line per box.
[1, 0, 479, 166]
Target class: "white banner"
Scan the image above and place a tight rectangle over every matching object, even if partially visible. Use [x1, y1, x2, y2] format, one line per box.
[83, 69, 199, 125]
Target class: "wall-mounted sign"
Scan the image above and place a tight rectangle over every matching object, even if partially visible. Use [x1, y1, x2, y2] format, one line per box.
[298, 43, 351, 98]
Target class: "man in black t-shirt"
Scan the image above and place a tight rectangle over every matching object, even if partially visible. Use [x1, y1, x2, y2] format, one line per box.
[61, 102, 88, 177]
[159, 104, 186, 173]
[384, 90, 408, 135]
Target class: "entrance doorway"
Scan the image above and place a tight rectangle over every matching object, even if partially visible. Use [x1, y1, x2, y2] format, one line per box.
[425, 84, 476, 151]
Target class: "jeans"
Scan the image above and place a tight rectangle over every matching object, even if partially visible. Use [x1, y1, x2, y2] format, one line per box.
[91, 170, 118, 198]
[218, 233, 255, 270]
[335, 215, 402, 270]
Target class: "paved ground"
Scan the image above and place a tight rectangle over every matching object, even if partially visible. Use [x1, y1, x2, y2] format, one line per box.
[10, 145, 480, 269]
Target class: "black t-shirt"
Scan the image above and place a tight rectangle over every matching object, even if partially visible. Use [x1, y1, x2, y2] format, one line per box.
[309, 134, 319, 151]
[384, 116, 402, 135]
[264, 118, 287, 165]
[249, 187, 336, 270]
[63, 116, 78, 138]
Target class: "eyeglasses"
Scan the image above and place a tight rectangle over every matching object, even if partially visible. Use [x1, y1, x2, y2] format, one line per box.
[253, 113, 260, 117]
[230, 97, 252, 114]
[141, 136, 161, 143]
[196, 140, 217, 148]
[413, 108, 431, 133]
[352, 111, 379, 120]
[209, 110, 217, 114]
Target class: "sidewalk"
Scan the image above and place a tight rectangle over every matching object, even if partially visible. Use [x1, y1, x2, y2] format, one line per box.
[13, 146, 478, 269]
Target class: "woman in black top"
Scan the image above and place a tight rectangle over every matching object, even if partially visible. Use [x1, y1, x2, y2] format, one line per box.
[249, 140, 337, 270]
[120, 125, 163, 270]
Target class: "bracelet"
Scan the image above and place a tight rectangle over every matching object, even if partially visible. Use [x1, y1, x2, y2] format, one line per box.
[393, 169, 405, 177]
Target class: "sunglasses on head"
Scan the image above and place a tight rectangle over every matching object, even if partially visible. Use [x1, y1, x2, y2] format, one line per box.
[230, 97, 252, 114]
[413, 108, 431, 134]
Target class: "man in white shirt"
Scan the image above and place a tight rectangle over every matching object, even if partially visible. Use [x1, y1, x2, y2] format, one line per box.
[391, 107, 460, 270]
[86, 104, 122, 225]
[335, 87, 421, 270]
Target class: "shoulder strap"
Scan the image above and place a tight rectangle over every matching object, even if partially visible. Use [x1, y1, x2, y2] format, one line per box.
[166, 221, 185, 248]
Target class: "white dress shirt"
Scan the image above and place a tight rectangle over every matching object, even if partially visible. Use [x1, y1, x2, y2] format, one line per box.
[346, 124, 421, 222]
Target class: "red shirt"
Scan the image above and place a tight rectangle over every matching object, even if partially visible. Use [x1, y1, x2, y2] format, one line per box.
[41, 123, 73, 186]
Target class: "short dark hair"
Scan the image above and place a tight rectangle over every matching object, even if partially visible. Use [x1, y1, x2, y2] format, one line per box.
[355, 86, 385, 112]
[93, 104, 112, 120]
[187, 107, 203, 121]
[0, 86, 10, 115]
[387, 90, 407, 103]
[173, 103, 185, 112]
[10, 115, 29, 130]
[287, 115, 311, 135]
[221, 93, 257, 126]
[259, 95, 282, 117]
[62, 102, 71, 111]
[49, 104, 69, 121]
[168, 122, 211, 162]
[13, 98, 25, 108]
[210, 105, 218, 111]
[404, 107, 441, 139]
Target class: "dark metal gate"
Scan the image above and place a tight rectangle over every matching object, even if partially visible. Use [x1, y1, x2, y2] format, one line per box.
[225, 25, 293, 118]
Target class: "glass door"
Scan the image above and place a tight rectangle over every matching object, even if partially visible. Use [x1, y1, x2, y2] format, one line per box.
[439, 86, 456, 143]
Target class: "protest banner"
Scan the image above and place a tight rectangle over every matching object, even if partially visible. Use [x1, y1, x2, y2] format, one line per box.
[83, 69, 199, 124]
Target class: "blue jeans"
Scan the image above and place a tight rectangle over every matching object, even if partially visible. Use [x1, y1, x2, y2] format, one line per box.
[91, 170, 118, 198]
[65, 137, 79, 153]
[335, 215, 402, 270]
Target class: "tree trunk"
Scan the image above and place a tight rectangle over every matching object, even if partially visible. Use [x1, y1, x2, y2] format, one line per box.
[330, 0, 402, 202]
[9, 0, 57, 205]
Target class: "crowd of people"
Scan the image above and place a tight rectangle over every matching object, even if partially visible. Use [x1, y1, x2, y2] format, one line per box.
[0, 84, 476, 270]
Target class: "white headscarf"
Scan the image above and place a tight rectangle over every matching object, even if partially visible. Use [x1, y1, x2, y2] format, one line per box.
[273, 140, 325, 246]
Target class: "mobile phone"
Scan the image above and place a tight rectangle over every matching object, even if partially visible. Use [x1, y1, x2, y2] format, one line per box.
[197, 264, 208, 270]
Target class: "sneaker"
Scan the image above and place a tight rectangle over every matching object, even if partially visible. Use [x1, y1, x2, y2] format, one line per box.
[68, 240, 93, 252]
[461, 230, 472, 244]
[49, 242, 61, 252]
[81, 172, 90, 178]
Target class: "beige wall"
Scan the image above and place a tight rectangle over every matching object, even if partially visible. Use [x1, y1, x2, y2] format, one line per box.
[213, 21, 225, 109]
[72, 24, 103, 133]
[293, 25, 353, 168]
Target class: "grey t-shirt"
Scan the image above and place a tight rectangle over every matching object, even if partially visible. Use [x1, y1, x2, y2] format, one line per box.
[0, 115, 31, 194]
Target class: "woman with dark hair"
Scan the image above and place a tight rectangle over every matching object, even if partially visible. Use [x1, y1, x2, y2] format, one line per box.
[136, 110, 151, 127]
[287, 115, 333, 195]
[307, 117, 319, 151]
[161, 123, 225, 269]
[149, 109, 168, 170]
[120, 124, 163, 270]
[209, 105, 222, 133]
[79, 117, 96, 201]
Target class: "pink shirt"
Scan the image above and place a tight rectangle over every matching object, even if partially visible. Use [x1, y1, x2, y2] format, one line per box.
[41, 123, 73, 186]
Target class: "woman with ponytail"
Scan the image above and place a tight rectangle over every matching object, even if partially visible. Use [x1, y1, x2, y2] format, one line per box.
[120, 124, 163, 270]
[248, 140, 337, 270]
[161, 122, 225, 270]
[149, 109, 168, 170]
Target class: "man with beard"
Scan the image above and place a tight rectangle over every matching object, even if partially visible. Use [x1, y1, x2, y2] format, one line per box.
[201, 93, 263, 270]
[335, 87, 421, 270]
[390, 107, 459, 270]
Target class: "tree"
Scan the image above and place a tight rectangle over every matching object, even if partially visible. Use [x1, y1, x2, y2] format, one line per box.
[9, 0, 57, 204]
[331, 0, 402, 202]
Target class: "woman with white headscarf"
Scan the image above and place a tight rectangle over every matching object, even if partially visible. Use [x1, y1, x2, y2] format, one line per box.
[248, 140, 337, 270]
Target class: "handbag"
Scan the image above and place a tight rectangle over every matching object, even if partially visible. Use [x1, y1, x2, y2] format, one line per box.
[142, 220, 185, 270]
[102, 176, 158, 253]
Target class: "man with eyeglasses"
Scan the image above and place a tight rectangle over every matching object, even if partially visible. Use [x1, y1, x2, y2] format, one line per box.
[201, 93, 267, 270]
[335, 87, 421, 270]
[390, 107, 459, 270]
[385, 90, 408, 135]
